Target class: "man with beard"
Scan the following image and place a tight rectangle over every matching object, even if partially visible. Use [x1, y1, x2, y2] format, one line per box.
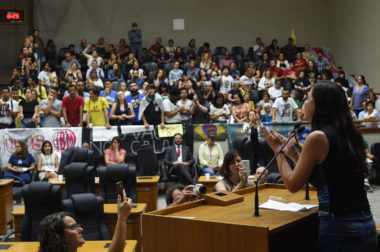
[75, 81, 90, 102]
[164, 133, 195, 185]
[127, 69, 144, 89]
[126, 81, 145, 125]
[163, 88, 185, 124]
[62, 85, 84, 127]
[138, 84, 165, 129]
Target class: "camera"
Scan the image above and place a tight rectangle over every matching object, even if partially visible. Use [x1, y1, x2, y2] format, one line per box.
[193, 184, 206, 194]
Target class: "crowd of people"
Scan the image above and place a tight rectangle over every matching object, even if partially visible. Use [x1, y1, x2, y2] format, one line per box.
[6, 26, 380, 131]
[3, 25, 379, 251]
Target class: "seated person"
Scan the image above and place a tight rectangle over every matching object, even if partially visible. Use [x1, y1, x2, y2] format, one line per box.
[4, 140, 35, 184]
[165, 184, 201, 207]
[199, 130, 224, 175]
[255, 166, 268, 185]
[104, 137, 126, 165]
[37, 140, 59, 182]
[164, 133, 195, 185]
[215, 149, 254, 192]
[38, 190, 132, 252]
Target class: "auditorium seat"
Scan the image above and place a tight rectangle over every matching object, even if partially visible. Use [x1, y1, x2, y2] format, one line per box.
[63, 162, 95, 199]
[62, 193, 110, 240]
[214, 46, 227, 56]
[1, 182, 62, 242]
[231, 46, 245, 57]
[59, 147, 94, 174]
[98, 164, 137, 203]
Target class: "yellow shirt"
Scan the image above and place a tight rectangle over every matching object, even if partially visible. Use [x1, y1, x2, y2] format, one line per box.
[32, 85, 47, 102]
[84, 97, 109, 126]
[198, 141, 224, 167]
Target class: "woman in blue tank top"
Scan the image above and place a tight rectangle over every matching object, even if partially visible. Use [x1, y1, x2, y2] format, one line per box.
[262, 81, 377, 252]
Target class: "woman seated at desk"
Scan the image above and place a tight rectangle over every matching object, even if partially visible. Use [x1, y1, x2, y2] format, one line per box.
[4, 140, 35, 184]
[215, 149, 254, 192]
[104, 137, 126, 165]
[37, 140, 59, 182]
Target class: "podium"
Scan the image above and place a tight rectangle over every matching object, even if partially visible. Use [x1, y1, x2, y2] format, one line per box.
[142, 184, 319, 252]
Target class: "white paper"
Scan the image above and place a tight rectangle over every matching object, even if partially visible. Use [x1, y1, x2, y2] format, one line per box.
[173, 19, 185, 30]
[22, 168, 28, 172]
[92, 125, 153, 142]
[259, 200, 317, 212]
[44, 167, 55, 172]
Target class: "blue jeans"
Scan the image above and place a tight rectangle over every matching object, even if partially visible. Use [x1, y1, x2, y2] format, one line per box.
[318, 210, 377, 252]
[201, 167, 219, 175]
[130, 44, 142, 60]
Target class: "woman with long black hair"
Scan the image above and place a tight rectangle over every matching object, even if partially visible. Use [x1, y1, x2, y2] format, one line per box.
[262, 81, 377, 251]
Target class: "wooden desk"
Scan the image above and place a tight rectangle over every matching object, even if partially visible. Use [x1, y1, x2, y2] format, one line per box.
[143, 184, 319, 252]
[12, 203, 146, 252]
[197, 175, 221, 193]
[0, 240, 137, 251]
[0, 179, 13, 235]
[136, 176, 159, 212]
[50, 176, 159, 212]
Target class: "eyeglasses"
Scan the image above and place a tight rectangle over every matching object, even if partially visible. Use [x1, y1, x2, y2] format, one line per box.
[64, 223, 82, 230]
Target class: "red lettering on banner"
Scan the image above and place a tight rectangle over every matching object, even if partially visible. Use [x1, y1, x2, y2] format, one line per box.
[52, 130, 77, 151]
[5, 135, 45, 153]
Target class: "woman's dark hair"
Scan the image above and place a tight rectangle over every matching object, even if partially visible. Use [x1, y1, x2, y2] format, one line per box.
[220, 149, 240, 180]
[213, 93, 225, 108]
[109, 136, 122, 151]
[165, 184, 185, 205]
[158, 83, 168, 95]
[41, 140, 53, 155]
[358, 75, 367, 85]
[311, 81, 367, 176]
[89, 87, 100, 96]
[14, 140, 28, 159]
[116, 92, 128, 109]
[38, 212, 76, 252]
[234, 93, 244, 104]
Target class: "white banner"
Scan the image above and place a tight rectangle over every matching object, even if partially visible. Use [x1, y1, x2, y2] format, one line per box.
[92, 125, 153, 142]
[0, 127, 82, 168]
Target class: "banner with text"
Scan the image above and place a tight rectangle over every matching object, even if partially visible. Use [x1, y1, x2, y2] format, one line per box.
[0, 127, 82, 167]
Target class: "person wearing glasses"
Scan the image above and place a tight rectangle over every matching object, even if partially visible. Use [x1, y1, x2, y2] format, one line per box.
[38, 190, 132, 252]
[215, 149, 254, 192]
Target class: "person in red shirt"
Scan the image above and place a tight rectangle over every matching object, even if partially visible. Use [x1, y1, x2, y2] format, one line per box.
[294, 52, 307, 72]
[267, 59, 282, 79]
[282, 62, 299, 82]
[62, 84, 84, 127]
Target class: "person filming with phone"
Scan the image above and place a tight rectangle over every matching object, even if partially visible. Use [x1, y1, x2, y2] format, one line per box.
[215, 149, 254, 192]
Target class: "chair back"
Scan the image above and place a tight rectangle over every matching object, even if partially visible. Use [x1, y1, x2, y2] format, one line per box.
[98, 164, 137, 203]
[63, 162, 95, 199]
[62, 193, 110, 240]
[136, 144, 158, 176]
[21, 182, 62, 241]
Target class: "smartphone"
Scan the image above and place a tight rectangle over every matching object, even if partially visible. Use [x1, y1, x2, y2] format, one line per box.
[116, 181, 124, 202]
[241, 160, 250, 175]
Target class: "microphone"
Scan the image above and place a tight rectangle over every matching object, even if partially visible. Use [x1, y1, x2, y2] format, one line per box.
[254, 124, 303, 217]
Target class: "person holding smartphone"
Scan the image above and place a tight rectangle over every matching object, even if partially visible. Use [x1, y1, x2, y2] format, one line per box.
[38, 189, 132, 252]
[215, 149, 254, 192]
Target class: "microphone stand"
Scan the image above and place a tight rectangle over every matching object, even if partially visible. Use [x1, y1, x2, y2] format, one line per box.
[253, 132, 298, 217]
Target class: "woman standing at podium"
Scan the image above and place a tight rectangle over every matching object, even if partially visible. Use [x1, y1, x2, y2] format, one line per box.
[262, 81, 377, 251]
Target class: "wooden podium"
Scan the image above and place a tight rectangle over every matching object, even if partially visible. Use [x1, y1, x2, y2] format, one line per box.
[142, 184, 319, 252]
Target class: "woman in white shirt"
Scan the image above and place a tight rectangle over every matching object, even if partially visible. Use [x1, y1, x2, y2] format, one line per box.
[258, 70, 275, 91]
[209, 93, 231, 123]
[37, 140, 59, 182]
[38, 61, 57, 90]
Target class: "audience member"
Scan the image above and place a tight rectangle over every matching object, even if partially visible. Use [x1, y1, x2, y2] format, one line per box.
[40, 87, 62, 127]
[0, 87, 18, 129]
[199, 130, 224, 175]
[139, 84, 165, 129]
[61, 52, 81, 72]
[37, 140, 59, 182]
[314, 50, 330, 74]
[164, 133, 195, 185]
[268, 79, 283, 99]
[62, 85, 84, 127]
[83, 45, 104, 68]
[126, 82, 144, 125]
[84, 87, 111, 129]
[215, 149, 254, 192]
[272, 89, 301, 124]
[163, 88, 183, 124]
[17, 88, 39, 128]
[4, 140, 35, 184]
[105, 136, 126, 165]
[38, 190, 132, 252]
[350, 75, 369, 116]
[128, 22, 142, 60]
[209, 93, 230, 123]
[165, 184, 201, 207]
[177, 88, 194, 124]
[110, 91, 135, 125]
